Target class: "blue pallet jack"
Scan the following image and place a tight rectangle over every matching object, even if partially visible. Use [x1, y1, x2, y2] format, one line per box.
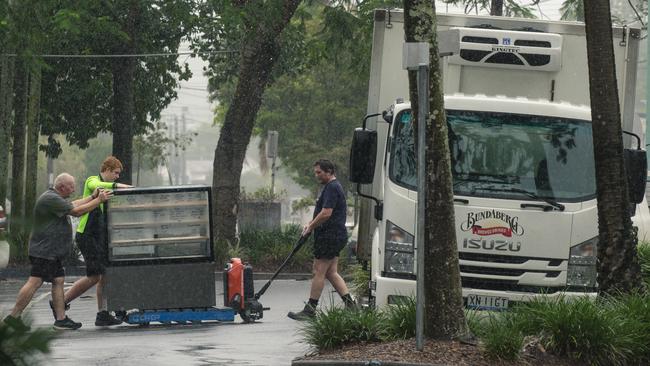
[123, 308, 236, 325]
[118, 235, 309, 325]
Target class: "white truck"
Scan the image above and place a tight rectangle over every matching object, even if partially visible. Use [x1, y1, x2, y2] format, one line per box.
[349, 9, 648, 309]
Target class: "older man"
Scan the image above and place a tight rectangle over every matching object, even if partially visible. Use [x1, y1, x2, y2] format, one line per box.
[3, 173, 112, 330]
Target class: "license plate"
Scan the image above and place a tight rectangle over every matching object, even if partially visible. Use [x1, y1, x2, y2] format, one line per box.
[466, 294, 509, 310]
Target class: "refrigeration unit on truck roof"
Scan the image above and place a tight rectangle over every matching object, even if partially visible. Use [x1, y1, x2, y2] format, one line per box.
[352, 9, 647, 310]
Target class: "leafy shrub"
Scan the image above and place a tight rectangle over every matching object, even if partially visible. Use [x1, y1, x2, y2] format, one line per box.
[238, 225, 313, 272]
[382, 296, 416, 340]
[348, 264, 369, 299]
[515, 296, 645, 365]
[1, 315, 56, 365]
[301, 293, 650, 365]
[478, 311, 524, 361]
[638, 242, 650, 287]
[300, 305, 386, 350]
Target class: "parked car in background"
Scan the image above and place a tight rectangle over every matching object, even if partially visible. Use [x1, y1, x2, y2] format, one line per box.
[0, 205, 6, 232]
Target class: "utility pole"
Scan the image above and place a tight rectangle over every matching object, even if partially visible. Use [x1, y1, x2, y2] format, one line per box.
[174, 115, 179, 185]
[403, 42, 429, 351]
[181, 106, 188, 185]
[266, 130, 279, 194]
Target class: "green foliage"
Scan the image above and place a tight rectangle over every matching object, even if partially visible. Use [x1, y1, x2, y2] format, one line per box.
[382, 296, 416, 340]
[300, 305, 386, 350]
[515, 296, 648, 365]
[7, 231, 30, 264]
[238, 225, 313, 272]
[240, 187, 286, 203]
[559, 0, 584, 21]
[33, 0, 196, 156]
[302, 293, 650, 364]
[0, 316, 56, 366]
[133, 120, 197, 185]
[441, 0, 537, 18]
[349, 263, 370, 299]
[199, 1, 401, 191]
[291, 196, 314, 214]
[638, 242, 650, 287]
[468, 311, 524, 361]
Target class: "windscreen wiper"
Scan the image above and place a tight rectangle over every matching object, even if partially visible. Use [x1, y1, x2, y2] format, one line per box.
[478, 187, 565, 211]
[454, 173, 519, 185]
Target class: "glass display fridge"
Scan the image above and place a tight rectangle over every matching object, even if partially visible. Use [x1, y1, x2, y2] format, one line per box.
[103, 186, 219, 317]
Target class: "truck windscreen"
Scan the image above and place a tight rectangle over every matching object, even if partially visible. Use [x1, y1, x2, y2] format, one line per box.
[389, 109, 596, 202]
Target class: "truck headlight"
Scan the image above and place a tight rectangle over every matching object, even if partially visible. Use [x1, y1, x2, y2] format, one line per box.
[566, 237, 598, 288]
[384, 221, 415, 275]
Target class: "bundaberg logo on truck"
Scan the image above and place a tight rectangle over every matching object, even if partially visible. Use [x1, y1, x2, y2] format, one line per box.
[460, 210, 523, 252]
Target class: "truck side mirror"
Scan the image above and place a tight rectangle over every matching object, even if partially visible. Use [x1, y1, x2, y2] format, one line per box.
[623, 148, 647, 204]
[349, 128, 377, 184]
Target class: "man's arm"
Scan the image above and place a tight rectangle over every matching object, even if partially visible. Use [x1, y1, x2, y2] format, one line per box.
[71, 188, 101, 206]
[69, 190, 112, 217]
[302, 208, 333, 236]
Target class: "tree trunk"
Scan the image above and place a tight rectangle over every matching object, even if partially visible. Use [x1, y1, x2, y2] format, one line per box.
[111, 1, 139, 185]
[584, 0, 643, 294]
[111, 57, 135, 185]
[9, 58, 28, 260]
[490, 0, 503, 16]
[404, 0, 467, 339]
[212, 0, 302, 256]
[24, 65, 41, 235]
[0, 55, 15, 209]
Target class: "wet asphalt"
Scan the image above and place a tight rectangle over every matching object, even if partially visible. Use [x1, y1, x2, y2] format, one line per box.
[0, 273, 337, 366]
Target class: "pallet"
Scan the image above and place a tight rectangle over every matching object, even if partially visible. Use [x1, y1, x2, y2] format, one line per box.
[125, 307, 236, 324]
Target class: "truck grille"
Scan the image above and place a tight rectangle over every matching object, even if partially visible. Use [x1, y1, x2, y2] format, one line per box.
[460, 265, 561, 278]
[459, 252, 564, 266]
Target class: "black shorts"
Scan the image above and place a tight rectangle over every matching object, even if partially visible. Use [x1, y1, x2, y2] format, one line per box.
[29, 256, 65, 283]
[76, 232, 108, 277]
[313, 237, 347, 260]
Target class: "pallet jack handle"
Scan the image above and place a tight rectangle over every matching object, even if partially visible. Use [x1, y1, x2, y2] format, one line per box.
[254, 234, 310, 300]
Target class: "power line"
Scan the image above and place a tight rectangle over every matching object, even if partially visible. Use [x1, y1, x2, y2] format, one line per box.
[0, 50, 237, 58]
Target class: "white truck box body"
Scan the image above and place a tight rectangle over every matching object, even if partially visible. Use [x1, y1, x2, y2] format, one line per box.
[359, 10, 645, 308]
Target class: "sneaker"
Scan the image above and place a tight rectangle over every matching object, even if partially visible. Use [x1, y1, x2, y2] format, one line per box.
[49, 300, 70, 320]
[287, 303, 316, 321]
[95, 311, 123, 326]
[53, 316, 82, 330]
[3, 315, 31, 332]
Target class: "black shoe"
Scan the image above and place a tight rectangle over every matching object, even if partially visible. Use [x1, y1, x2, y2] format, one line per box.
[3, 315, 31, 332]
[49, 300, 70, 320]
[53, 316, 82, 330]
[287, 303, 316, 321]
[95, 311, 123, 326]
[344, 299, 358, 310]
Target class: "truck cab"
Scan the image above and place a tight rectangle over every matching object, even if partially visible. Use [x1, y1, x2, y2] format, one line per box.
[352, 10, 647, 309]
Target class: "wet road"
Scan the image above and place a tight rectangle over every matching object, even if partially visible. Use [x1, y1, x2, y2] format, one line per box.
[0, 275, 333, 365]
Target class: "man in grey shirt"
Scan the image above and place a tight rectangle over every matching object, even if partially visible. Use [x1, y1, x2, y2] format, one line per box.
[3, 173, 112, 330]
